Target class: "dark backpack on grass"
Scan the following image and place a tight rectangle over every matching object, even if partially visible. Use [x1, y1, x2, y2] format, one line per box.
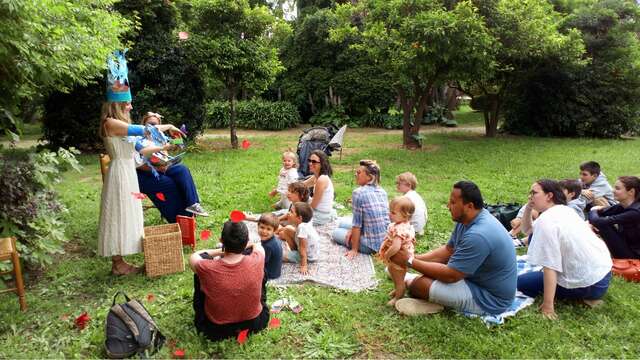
[484, 203, 521, 231]
[105, 291, 165, 358]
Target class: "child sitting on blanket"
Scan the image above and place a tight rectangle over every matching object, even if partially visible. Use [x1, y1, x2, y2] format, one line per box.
[257, 213, 283, 280]
[278, 202, 319, 275]
[558, 179, 587, 220]
[277, 181, 310, 225]
[379, 196, 416, 307]
[269, 150, 299, 210]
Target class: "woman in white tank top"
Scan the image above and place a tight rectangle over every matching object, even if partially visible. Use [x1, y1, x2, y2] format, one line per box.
[304, 150, 336, 225]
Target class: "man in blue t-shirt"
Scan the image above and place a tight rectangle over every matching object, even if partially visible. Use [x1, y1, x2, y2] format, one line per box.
[391, 181, 517, 315]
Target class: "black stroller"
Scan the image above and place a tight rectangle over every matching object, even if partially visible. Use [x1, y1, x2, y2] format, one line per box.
[296, 124, 346, 178]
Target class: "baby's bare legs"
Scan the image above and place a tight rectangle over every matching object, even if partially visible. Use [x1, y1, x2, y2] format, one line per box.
[387, 265, 407, 306]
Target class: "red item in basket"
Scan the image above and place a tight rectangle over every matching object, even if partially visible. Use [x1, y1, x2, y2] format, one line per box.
[176, 215, 196, 249]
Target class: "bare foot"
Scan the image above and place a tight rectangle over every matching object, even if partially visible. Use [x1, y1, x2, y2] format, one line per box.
[387, 298, 399, 307]
[583, 299, 604, 308]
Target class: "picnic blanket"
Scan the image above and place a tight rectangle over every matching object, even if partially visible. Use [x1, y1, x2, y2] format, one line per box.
[245, 221, 379, 292]
[462, 255, 541, 326]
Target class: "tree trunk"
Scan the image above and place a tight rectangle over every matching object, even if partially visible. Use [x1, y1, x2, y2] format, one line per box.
[308, 93, 316, 114]
[398, 89, 421, 149]
[229, 90, 238, 149]
[277, 87, 282, 101]
[485, 95, 500, 137]
[445, 86, 459, 119]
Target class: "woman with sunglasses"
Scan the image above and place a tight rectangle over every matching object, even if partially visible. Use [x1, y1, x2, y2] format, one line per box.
[332, 159, 390, 259]
[302, 150, 336, 226]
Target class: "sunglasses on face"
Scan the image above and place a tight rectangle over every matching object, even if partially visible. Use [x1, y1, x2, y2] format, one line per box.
[308, 159, 320, 164]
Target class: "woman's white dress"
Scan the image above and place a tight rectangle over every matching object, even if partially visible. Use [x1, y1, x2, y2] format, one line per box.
[98, 137, 144, 256]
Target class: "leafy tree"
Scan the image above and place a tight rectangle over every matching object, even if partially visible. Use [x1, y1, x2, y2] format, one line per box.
[277, 8, 394, 120]
[43, 0, 207, 149]
[0, 0, 129, 140]
[189, 0, 284, 148]
[502, 0, 640, 138]
[331, 0, 494, 148]
[455, 0, 585, 137]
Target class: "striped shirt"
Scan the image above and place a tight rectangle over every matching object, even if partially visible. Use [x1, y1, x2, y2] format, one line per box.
[352, 184, 389, 252]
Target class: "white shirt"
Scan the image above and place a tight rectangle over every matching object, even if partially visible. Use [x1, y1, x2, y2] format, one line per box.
[528, 205, 612, 289]
[312, 175, 334, 213]
[405, 190, 427, 235]
[276, 167, 299, 195]
[295, 222, 320, 262]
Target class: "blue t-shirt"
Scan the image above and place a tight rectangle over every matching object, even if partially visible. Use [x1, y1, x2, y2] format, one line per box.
[262, 236, 283, 280]
[447, 209, 517, 314]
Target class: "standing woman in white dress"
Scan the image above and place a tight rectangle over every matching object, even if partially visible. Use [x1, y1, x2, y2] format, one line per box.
[98, 50, 182, 275]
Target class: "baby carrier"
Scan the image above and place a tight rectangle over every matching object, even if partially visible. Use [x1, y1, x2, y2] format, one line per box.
[296, 124, 345, 178]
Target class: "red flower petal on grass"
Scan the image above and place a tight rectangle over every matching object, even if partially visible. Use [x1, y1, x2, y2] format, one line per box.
[131, 192, 146, 200]
[268, 317, 281, 329]
[74, 312, 90, 330]
[146, 293, 155, 303]
[237, 329, 249, 344]
[241, 139, 251, 150]
[173, 349, 185, 359]
[200, 229, 211, 241]
[230, 210, 246, 223]
[156, 192, 166, 201]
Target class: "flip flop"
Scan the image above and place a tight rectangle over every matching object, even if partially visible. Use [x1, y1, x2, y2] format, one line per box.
[288, 299, 303, 314]
[270, 298, 288, 313]
[395, 298, 444, 316]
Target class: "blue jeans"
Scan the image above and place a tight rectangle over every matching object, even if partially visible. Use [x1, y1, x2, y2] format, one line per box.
[517, 271, 611, 300]
[137, 164, 199, 222]
[331, 216, 376, 254]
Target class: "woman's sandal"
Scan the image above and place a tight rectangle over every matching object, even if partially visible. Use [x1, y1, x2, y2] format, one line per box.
[270, 298, 289, 313]
[288, 299, 303, 314]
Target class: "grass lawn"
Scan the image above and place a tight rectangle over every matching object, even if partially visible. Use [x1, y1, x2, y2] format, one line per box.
[1, 127, 640, 358]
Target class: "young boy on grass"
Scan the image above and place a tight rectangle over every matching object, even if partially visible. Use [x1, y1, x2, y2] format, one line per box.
[559, 179, 587, 220]
[277, 202, 319, 275]
[579, 161, 616, 207]
[257, 213, 283, 280]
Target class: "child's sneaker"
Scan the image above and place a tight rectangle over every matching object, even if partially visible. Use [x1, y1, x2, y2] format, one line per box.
[186, 203, 209, 217]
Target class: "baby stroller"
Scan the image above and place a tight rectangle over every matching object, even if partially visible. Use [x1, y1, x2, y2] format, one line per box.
[297, 124, 347, 178]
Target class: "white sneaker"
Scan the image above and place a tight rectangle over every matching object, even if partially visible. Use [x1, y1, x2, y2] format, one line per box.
[186, 203, 209, 217]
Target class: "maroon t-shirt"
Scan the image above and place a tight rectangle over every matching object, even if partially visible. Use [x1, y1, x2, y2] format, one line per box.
[195, 251, 264, 324]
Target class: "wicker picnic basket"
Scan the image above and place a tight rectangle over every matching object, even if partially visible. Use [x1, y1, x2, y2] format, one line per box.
[143, 223, 185, 277]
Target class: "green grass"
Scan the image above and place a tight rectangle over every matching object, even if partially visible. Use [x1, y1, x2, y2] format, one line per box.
[1, 129, 640, 358]
[453, 104, 484, 126]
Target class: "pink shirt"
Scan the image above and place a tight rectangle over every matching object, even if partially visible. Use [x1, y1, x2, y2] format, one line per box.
[196, 251, 264, 324]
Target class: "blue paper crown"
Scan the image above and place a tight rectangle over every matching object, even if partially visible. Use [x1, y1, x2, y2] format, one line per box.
[106, 49, 132, 102]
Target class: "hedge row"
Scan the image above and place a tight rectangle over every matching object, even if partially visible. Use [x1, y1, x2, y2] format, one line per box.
[206, 100, 301, 130]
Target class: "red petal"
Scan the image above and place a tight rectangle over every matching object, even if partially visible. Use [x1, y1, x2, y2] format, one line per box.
[156, 192, 166, 201]
[268, 317, 281, 329]
[241, 139, 251, 149]
[237, 329, 249, 344]
[74, 312, 90, 330]
[146, 293, 155, 302]
[230, 210, 246, 223]
[173, 349, 185, 359]
[200, 230, 211, 241]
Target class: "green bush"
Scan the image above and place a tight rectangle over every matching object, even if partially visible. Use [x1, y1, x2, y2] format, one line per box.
[309, 106, 353, 127]
[0, 148, 81, 269]
[357, 112, 403, 129]
[206, 100, 301, 130]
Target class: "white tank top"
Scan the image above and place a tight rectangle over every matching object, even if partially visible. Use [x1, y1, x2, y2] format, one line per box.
[314, 175, 334, 213]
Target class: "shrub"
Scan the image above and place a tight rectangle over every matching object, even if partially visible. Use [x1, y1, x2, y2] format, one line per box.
[206, 100, 301, 130]
[309, 106, 353, 127]
[0, 148, 81, 269]
[357, 112, 403, 129]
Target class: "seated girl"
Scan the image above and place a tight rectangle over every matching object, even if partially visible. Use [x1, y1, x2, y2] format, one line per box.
[589, 176, 640, 259]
